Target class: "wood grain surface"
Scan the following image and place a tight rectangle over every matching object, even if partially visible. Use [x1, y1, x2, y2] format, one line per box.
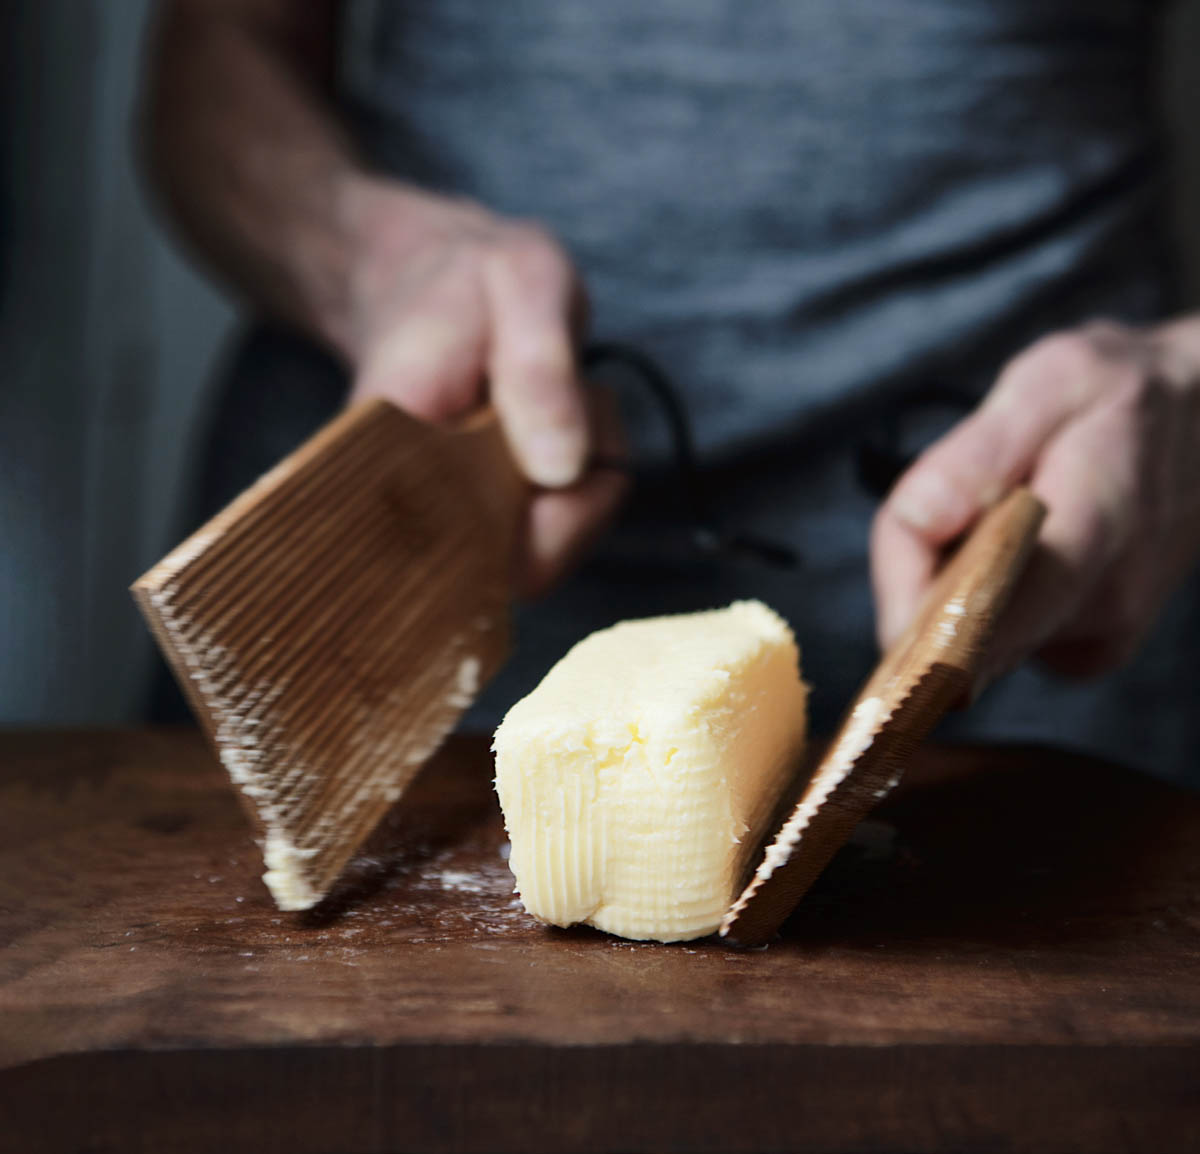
[2, 729, 1199, 1153]
[132, 400, 525, 911]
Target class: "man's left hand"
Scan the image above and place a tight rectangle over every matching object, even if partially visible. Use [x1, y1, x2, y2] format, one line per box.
[871, 317, 1200, 680]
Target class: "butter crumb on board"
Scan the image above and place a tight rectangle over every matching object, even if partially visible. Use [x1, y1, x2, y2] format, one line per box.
[492, 600, 808, 942]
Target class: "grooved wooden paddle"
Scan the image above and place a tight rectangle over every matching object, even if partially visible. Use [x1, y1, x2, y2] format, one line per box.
[721, 487, 1046, 947]
[133, 400, 525, 911]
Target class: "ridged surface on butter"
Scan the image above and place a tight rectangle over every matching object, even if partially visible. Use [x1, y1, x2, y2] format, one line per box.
[492, 600, 808, 942]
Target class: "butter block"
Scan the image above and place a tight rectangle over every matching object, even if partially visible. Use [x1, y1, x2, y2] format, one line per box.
[492, 600, 808, 942]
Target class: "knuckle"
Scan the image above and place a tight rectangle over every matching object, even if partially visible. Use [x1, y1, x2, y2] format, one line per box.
[528, 378, 581, 424]
[1106, 363, 1166, 419]
[500, 346, 581, 420]
[1079, 317, 1132, 350]
[506, 333, 576, 394]
[1107, 367, 1144, 410]
[1027, 330, 1102, 383]
[494, 224, 571, 289]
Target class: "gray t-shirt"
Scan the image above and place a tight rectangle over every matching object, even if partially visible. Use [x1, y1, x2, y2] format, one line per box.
[201, 1, 1200, 782]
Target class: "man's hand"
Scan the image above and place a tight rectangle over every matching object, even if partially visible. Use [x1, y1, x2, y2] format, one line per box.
[341, 177, 627, 596]
[871, 317, 1200, 680]
[144, 4, 624, 598]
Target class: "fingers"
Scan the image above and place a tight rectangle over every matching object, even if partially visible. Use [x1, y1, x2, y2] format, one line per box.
[889, 333, 1101, 539]
[979, 405, 1136, 681]
[351, 253, 489, 420]
[1017, 380, 1171, 678]
[871, 403, 1046, 651]
[346, 197, 608, 596]
[518, 386, 629, 597]
[872, 332, 1105, 651]
[484, 227, 590, 489]
[349, 207, 590, 486]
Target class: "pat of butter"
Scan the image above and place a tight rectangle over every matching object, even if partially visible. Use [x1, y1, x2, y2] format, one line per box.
[492, 600, 808, 942]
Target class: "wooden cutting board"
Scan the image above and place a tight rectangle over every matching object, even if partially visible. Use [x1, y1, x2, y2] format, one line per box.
[3, 729, 1199, 1154]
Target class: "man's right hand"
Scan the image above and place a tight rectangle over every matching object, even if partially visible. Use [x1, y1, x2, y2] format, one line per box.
[145, 4, 625, 596]
[340, 177, 627, 596]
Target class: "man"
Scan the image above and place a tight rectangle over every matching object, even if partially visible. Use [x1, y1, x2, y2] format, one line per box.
[143, 0, 1200, 781]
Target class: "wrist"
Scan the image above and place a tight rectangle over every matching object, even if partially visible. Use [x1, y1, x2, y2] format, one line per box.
[263, 151, 362, 362]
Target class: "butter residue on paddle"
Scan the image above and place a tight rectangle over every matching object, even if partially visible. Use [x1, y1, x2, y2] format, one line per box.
[492, 601, 808, 942]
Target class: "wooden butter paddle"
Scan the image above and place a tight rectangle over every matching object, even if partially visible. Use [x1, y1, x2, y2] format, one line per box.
[133, 400, 526, 910]
[721, 487, 1046, 947]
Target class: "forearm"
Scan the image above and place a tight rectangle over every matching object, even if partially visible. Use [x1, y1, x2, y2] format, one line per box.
[141, 0, 360, 355]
